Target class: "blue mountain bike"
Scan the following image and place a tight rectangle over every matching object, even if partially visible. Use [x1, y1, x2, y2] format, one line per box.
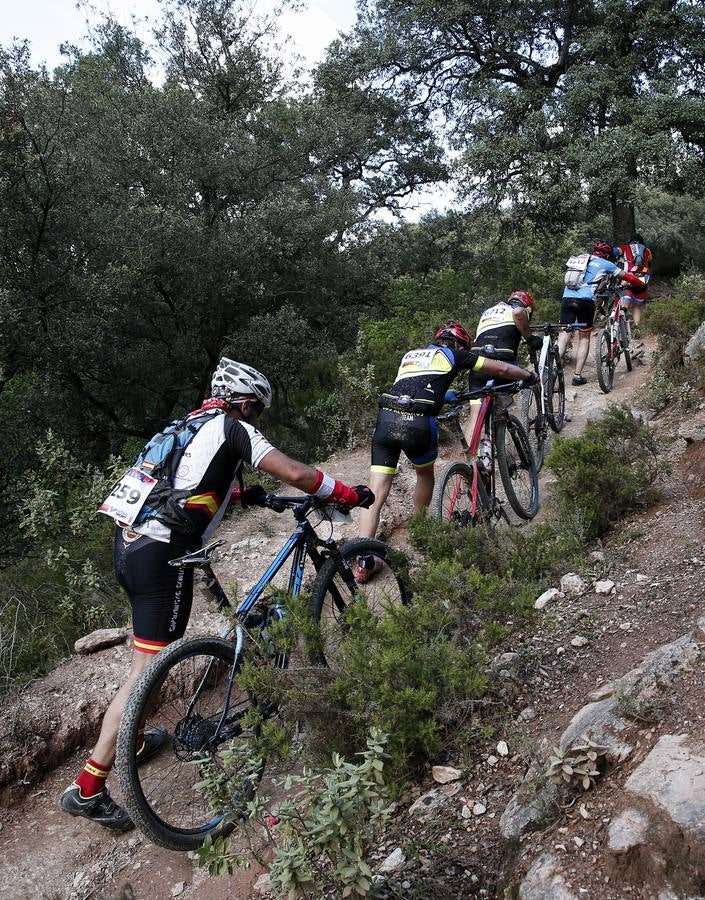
[115, 493, 406, 851]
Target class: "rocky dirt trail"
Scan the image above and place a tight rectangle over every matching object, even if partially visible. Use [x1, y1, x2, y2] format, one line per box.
[4, 332, 695, 900]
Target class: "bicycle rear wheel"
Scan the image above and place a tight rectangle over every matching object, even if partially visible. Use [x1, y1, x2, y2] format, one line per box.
[545, 347, 566, 432]
[495, 415, 539, 520]
[308, 538, 408, 667]
[116, 636, 259, 851]
[619, 317, 632, 371]
[521, 387, 547, 472]
[595, 328, 615, 393]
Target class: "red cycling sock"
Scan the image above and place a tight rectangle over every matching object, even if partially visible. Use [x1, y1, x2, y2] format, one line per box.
[74, 757, 111, 799]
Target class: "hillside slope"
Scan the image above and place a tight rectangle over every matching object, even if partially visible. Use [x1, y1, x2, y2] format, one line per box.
[5, 336, 699, 900]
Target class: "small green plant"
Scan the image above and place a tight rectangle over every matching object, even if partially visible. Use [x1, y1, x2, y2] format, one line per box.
[547, 405, 659, 539]
[196, 729, 392, 898]
[546, 741, 608, 790]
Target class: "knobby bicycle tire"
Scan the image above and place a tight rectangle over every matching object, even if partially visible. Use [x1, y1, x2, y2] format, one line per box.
[619, 316, 632, 371]
[117, 636, 259, 851]
[308, 538, 408, 667]
[595, 328, 615, 394]
[495, 415, 539, 520]
[521, 386, 546, 472]
[545, 347, 566, 433]
[431, 460, 505, 527]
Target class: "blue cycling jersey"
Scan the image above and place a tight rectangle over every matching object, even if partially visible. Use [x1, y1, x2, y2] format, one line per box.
[563, 256, 620, 302]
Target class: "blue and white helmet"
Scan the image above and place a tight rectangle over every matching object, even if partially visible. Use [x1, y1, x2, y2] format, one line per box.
[211, 358, 273, 408]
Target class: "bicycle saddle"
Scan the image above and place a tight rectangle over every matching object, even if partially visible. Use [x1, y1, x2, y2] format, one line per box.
[168, 539, 225, 568]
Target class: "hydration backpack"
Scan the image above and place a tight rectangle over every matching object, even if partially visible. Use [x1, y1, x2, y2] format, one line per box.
[621, 242, 649, 272]
[564, 253, 591, 290]
[132, 410, 219, 532]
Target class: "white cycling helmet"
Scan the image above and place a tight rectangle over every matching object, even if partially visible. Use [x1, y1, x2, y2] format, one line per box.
[211, 357, 273, 408]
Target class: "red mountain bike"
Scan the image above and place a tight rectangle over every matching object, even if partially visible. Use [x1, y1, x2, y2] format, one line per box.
[594, 273, 632, 393]
[431, 380, 538, 526]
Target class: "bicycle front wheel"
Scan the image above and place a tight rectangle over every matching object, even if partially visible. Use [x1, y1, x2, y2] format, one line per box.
[495, 415, 539, 520]
[116, 636, 259, 851]
[308, 538, 408, 667]
[619, 317, 632, 371]
[521, 387, 547, 472]
[546, 348, 566, 432]
[595, 328, 615, 393]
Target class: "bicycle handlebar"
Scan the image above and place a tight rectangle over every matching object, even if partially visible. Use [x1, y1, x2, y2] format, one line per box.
[529, 322, 588, 333]
[261, 493, 358, 517]
[441, 379, 528, 412]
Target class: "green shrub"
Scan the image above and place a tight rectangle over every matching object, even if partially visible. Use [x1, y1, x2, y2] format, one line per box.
[547, 405, 659, 539]
[645, 273, 705, 368]
[0, 432, 126, 689]
[196, 729, 392, 899]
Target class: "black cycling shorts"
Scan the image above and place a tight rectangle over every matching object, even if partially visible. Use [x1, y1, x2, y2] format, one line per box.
[370, 408, 438, 474]
[114, 528, 196, 654]
[560, 297, 595, 330]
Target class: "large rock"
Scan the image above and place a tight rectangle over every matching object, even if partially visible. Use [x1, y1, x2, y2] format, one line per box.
[74, 628, 128, 655]
[408, 787, 450, 818]
[684, 322, 705, 363]
[518, 852, 578, 900]
[378, 848, 405, 874]
[431, 765, 461, 784]
[534, 588, 563, 610]
[587, 631, 703, 718]
[559, 696, 633, 763]
[608, 807, 650, 856]
[625, 734, 705, 839]
[499, 762, 559, 841]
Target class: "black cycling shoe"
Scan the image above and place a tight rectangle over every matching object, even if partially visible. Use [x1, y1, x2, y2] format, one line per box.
[136, 726, 169, 766]
[60, 784, 134, 831]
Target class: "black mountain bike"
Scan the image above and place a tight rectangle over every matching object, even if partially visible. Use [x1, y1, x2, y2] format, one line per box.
[523, 322, 586, 469]
[115, 494, 406, 851]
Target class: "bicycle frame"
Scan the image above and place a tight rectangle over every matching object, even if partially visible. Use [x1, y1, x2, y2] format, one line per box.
[170, 498, 356, 743]
[438, 381, 521, 521]
[190, 501, 353, 624]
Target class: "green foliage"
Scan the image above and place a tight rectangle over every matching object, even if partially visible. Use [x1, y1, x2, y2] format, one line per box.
[639, 272, 705, 408]
[0, 432, 126, 689]
[196, 729, 392, 898]
[547, 405, 659, 539]
[269, 730, 391, 899]
[328, 0, 705, 238]
[645, 274, 705, 367]
[546, 741, 608, 791]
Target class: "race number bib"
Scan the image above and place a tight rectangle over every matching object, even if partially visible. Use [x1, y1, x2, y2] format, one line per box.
[98, 467, 157, 526]
[399, 348, 437, 371]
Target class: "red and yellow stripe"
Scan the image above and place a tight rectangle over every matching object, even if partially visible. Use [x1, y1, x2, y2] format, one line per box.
[134, 636, 170, 656]
[184, 491, 221, 519]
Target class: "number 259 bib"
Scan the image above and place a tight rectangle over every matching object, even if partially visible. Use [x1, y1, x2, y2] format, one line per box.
[98, 468, 157, 526]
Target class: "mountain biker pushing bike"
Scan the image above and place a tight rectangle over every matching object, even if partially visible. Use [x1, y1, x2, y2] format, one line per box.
[615, 233, 652, 330]
[358, 321, 537, 547]
[60, 358, 373, 831]
[463, 291, 544, 452]
[558, 241, 644, 385]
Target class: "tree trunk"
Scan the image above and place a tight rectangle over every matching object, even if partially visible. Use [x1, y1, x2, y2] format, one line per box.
[611, 196, 635, 243]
